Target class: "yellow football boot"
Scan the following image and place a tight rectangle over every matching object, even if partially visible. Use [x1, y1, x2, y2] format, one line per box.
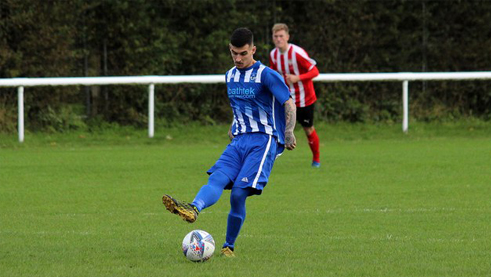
[220, 247, 235, 258]
[162, 194, 199, 223]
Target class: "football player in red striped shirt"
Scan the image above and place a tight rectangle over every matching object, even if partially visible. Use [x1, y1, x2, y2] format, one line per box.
[269, 23, 321, 167]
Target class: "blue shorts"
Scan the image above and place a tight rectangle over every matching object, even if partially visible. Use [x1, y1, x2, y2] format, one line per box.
[207, 133, 284, 195]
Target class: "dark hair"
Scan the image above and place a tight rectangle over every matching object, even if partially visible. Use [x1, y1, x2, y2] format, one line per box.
[230, 28, 254, 47]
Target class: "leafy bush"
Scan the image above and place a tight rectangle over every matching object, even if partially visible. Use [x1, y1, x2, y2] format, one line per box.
[1, 0, 490, 133]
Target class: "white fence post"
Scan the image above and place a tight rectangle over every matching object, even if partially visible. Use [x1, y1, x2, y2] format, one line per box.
[18, 86, 24, 143]
[2, 72, 491, 142]
[148, 84, 155, 138]
[402, 80, 409, 133]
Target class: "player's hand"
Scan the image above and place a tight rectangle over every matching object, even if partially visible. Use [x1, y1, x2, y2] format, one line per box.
[285, 74, 300, 84]
[285, 131, 296, 150]
[228, 129, 235, 141]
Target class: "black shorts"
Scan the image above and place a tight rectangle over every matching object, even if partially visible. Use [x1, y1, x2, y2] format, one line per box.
[296, 104, 315, 128]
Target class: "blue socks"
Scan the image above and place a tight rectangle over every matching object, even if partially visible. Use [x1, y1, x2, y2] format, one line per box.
[223, 187, 249, 250]
[192, 171, 230, 212]
[191, 170, 250, 250]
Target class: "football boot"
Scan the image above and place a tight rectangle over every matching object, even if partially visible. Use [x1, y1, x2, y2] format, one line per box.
[220, 246, 235, 258]
[162, 194, 199, 223]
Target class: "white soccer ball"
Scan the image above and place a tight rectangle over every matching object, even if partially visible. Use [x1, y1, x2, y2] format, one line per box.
[182, 230, 215, 262]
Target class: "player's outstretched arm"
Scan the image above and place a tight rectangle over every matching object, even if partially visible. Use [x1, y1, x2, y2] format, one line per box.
[284, 98, 296, 150]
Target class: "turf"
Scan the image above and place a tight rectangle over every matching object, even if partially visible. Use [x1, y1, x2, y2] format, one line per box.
[1, 122, 490, 276]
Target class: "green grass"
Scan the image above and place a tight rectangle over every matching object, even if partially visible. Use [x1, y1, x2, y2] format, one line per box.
[1, 121, 490, 276]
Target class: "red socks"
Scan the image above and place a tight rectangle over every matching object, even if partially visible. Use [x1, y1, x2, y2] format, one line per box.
[307, 130, 320, 163]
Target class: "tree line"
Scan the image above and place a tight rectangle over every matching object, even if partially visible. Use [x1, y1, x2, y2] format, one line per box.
[1, 0, 490, 132]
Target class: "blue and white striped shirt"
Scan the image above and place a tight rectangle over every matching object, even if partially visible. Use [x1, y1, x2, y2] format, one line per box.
[226, 61, 291, 145]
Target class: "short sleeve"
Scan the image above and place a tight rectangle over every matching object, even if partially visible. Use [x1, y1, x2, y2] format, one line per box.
[262, 68, 291, 105]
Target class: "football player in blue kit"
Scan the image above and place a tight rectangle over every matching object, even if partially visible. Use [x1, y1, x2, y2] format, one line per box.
[162, 27, 296, 257]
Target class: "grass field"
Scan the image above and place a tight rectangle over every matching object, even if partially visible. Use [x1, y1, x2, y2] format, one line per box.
[1, 121, 490, 276]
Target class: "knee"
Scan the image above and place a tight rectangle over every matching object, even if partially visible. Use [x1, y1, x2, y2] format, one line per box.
[303, 126, 315, 136]
[230, 188, 248, 204]
[208, 171, 231, 188]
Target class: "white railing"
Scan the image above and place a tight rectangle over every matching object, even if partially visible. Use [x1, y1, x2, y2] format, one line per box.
[2, 71, 491, 142]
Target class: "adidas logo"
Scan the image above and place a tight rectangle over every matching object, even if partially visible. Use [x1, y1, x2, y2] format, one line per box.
[241, 177, 249, 182]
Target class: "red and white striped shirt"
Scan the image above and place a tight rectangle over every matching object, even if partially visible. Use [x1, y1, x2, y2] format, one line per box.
[269, 44, 319, 107]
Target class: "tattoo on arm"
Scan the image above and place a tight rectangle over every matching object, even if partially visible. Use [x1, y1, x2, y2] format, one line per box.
[284, 99, 296, 133]
[284, 98, 297, 150]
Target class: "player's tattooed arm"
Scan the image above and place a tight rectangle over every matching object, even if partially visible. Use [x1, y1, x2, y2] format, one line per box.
[284, 98, 297, 150]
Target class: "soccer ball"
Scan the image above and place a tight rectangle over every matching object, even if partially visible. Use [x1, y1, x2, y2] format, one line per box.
[182, 230, 215, 262]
